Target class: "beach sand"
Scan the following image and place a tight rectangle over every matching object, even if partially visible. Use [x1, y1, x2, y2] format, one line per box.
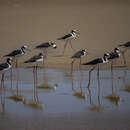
[0, 0, 130, 69]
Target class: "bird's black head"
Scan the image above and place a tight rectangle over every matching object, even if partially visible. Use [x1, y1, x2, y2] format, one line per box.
[104, 53, 110, 58]
[21, 45, 28, 50]
[39, 53, 43, 56]
[51, 43, 57, 49]
[114, 48, 120, 53]
[82, 49, 87, 53]
[7, 58, 12, 65]
[71, 29, 77, 33]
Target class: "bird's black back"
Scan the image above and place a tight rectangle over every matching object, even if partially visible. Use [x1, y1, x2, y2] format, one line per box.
[108, 52, 119, 60]
[83, 58, 102, 65]
[36, 42, 50, 48]
[57, 33, 72, 40]
[5, 50, 21, 57]
[72, 50, 83, 58]
[124, 42, 130, 47]
[0, 63, 8, 70]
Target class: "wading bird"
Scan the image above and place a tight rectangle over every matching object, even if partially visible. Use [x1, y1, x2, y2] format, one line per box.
[35, 42, 57, 57]
[82, 53, 109, 88]
[24, 53, 44, 102]
[71, 49, 87, 74]
[57, 29, 79, 55]
[4, 45, 30, 94]
[107, 48, 120, 89]
[0, 58, 12, 111]
[118, 41, 130, 66]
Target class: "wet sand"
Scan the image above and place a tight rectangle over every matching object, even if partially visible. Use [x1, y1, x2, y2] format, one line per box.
[0, 68, 130, 129]
[0, 1, 130, 69]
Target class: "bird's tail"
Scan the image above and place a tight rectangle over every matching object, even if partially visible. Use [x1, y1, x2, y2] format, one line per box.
[3, 54, 9, 57]
[35, 46, 40, 49]
[118, 44, 124, 47]
[57, 38, 62, 40]
[82, 62, 89, 65]
[24, 61, 29, 63]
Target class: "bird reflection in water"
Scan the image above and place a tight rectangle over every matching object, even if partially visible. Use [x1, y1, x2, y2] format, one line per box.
[105, 75, 121, 106]
[88, 85, 104, 112]
[72, 70, 86, 100]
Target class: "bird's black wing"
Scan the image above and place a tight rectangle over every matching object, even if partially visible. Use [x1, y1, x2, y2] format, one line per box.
[108, 52, 119, 60]
[5, 50, 21, 57]
[118, 41, 130, 47]
[72, 51, 82, 58]
[35, 42, 50, 48]
[57, 33, 72, 40]
[24, 58, 36, 63]
[0, 63, 8, 70]
[82, 58, 102, 65]
[124, 42, 130, 47]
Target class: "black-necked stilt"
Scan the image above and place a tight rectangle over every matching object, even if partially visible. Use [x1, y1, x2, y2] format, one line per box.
[107, 48, 120, 91]
[118, 42, 130, 65]
[0, 58, 12, 111]
[82, 53, 109, 88]
[4, 45, 30, 58]
[35, 42, 57, 56]
[119, 41, 130, 48]
[24, 53, 44, 102]
[71, 49, 87, 74]
[35, 42, 57, 66]
[108, 48, 120, 70]
[57, 29, 79, 55]
[4, 45, 30, 94]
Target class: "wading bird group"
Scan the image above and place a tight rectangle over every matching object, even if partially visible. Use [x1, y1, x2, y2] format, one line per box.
[0, 29, 129, 107]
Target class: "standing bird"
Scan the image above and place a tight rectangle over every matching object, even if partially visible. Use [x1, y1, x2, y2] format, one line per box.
[35, 42, 57, 67]
[24, 53, 44, 102]
[4, 45, 30, 95]
[35, 42, 57, 56]
[118, 41, 130, 66]
[0, 58, 12, 111]
[107, 48, 120, 91]
[57, 29, 79, 55]
[71, 49, 87, 74]
[108, 48, 120, 71]
[82, 53, 109, 88]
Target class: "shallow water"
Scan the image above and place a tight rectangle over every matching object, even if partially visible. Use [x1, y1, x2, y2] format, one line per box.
[0, 68, 130, 130]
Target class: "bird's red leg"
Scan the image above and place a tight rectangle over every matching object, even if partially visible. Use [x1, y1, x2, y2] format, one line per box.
[33, 66, 36, 101]
[16, 59, 19, 95]
[79, 58, 82, 71]
[122, 51, 127, 66]
[87, 66, 96, 88]
[35, 65, 39, 102]
[69, 40, 75, 52]
[111, 60, 114, 94]
[10, 68, 13, 89]
[1, 73, 5, 112]
[71, 59, 76, 75]
[97, 64, 100, 87]
[62, 40, 68, 55]
[3, 73, 6, 108]
[97, 64, 101, 104]
[1, 74, 4, 105]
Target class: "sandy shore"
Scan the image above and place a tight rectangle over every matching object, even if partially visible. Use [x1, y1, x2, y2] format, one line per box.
[0, 1, 130, 69]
